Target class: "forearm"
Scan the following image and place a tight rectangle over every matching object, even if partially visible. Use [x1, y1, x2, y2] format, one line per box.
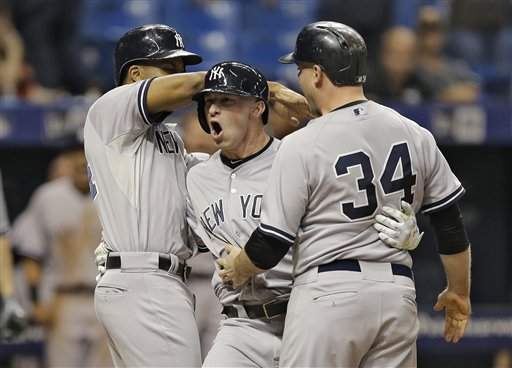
[218, 227, 290, 288]
[23, 258, 42, 290]
[147, 72, 206, 114]
[3, 31, 24, 94]
[440, 247, 471, 296]
[0, 237, 14, 297]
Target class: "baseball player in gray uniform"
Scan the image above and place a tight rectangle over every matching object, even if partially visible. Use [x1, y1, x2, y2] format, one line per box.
[219, 22, 471, 368]
[0, 170, 26, 341]
[187, 61, 297, 368]
[188, 61, 424, 367]
[11, 146, 111, 367]
[84, 24, 207, 367]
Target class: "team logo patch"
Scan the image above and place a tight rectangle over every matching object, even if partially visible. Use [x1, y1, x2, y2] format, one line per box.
[209, 66, 225, 81]
[175, 33, 184, 48]
[353, 106, 367, 117]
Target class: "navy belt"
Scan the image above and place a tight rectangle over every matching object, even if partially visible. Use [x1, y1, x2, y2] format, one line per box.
[318, 259, 413, 280]
[222, 299, 288, 320]
[106, 255, 191, 281]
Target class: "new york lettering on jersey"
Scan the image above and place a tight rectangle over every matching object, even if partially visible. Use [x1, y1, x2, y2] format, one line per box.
[154, 125, 180, 154]
[199, 193, 263, 243]
[187, 143, 280, 252]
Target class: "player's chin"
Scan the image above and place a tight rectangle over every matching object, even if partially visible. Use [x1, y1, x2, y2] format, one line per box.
[216, 139, 233, 151]
[211, 133, 225, 145]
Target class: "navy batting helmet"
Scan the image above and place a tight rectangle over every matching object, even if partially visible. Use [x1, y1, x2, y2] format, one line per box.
[279, 21, 367, 86]
[114, 24, 202, 86]
[193, 61, 269, 134]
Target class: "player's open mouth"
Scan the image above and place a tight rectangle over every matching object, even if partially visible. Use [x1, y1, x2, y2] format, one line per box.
[210, 121, 223, 137]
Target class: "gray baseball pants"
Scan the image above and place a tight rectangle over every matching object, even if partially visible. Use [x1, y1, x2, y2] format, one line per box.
[280, 261, 419, 368]
[94, 253, 201, 367]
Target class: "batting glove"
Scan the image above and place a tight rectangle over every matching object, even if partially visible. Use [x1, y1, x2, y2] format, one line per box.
[0, 297, 27, 340]
[373, 201, 423, 251]
[94, 241, 109, 282]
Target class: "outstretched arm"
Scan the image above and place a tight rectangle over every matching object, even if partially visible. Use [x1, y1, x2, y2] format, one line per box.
[430, 203, 471, 343]
[266, 82, 313, 138]
[435, 248, 471, 343]
[146, 72, 206, 115]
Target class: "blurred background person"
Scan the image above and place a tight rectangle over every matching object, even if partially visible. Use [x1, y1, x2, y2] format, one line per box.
[46, 153, 74, 182]
[447, 0, 512, 73]
[0, 1, 23, 99]
[8, 0, 88, 95]
[10, 142, 111, 368]
[0, 169, 26, 347]
[317, 0, 392, 59]
[0, 0, 68, 103]
[416, 6, 481, 104]
[0, 169, 27, 368]
[365, 27, 429, 104]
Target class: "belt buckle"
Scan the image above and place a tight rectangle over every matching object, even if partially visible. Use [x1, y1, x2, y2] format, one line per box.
[262, 300, 282, 320]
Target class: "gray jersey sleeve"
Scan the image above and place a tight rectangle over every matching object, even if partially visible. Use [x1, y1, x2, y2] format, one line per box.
[259, 136, 308, 244]
[419, 129, 464, 214]
[0, 171, 9, 234]
[87, 79, 161, 149]
[10, 192, 48, 259]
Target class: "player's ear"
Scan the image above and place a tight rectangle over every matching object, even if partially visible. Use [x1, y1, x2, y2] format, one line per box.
[252, 99, 266, 121]
[312, 64, 323, 88]
[126, 64, 143, 83]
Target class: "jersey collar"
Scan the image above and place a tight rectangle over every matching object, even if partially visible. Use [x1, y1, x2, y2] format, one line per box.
[330, 99, 368, 113]
[220, 137, 274, 169]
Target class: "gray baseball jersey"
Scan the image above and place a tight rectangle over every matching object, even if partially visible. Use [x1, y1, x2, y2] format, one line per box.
[0, 171, 9, 234]
[10, 178, 110, 367]
[260, 100, 463, 276]
[11, 178, 96, 290]
[186, 138, 292, 306]
[85, 79, 201, 367]
[258, 100, 463, 367]
[84, 78, 193, 259]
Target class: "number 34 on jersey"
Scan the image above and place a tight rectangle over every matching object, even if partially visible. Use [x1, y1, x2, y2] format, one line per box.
[334, 142, 416, 221]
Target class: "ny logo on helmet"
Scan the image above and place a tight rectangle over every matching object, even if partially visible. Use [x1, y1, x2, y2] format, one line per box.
[175, 33, 184, 48]
[209, 66, 225, 81]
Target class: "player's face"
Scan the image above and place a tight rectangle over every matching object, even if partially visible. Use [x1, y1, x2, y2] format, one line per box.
[203, 93, 261, 152]
[67, 149, 89, 194]
[296, 63, 321, 116]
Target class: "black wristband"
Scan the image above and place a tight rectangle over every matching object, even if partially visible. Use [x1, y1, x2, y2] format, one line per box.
[430, 203, 470, 255]
[245, 227, 291, 270]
